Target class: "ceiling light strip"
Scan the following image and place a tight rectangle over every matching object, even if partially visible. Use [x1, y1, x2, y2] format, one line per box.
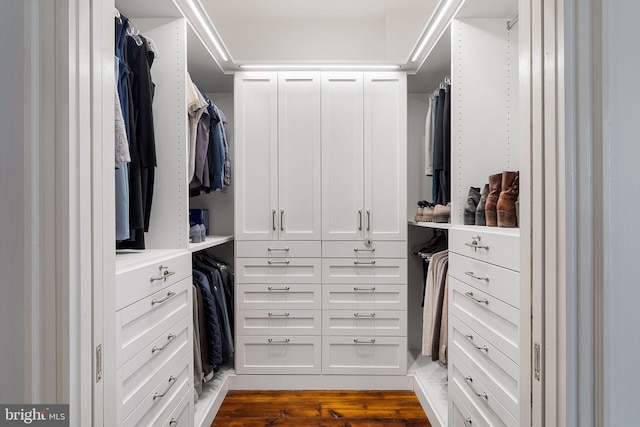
[239, 64, 401, 70]
[182, 0, 229, 62]
[410, 0, 464, 63]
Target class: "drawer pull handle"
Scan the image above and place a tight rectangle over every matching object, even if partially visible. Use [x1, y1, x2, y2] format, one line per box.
[272, 209, 277, 231]
[150, 265, 176, 282]
[267, 247, 290, 252]
[151, 291, 176, 306]
[464, 418, 473, 427]
[358, 210, 363, 231]
[464, 271, 489, 282]
[354, 260, 376, 265]
[464, 376, 488, 400]
[268, 260, 290, 265]
[152, 375, 177, 400]
[464, 291, 489, 305]
[268, 312, 290, 317]
[354, 312, 376, 318]
[151, 334, 177, 354]
[169, 419, 178, 426]
[353, 286, 376, 291]
[465, 236, 489, 251]
[267, 286, 290, 291]
[354, 338, 376, 344]
[354, 247, 375, 252]
[464, 334, 489, 353]
[268, 338, 290, 344]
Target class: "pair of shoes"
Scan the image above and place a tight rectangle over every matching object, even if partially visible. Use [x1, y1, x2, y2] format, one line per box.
[463, 187, 481, 225]
[433, 203, 451, 223]
[190, 224, 207, 243]
[485, 171, 519, 227]
[415, 201, 435, 222]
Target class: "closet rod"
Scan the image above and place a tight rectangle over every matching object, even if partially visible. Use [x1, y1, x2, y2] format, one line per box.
[507, 15, 519, 30]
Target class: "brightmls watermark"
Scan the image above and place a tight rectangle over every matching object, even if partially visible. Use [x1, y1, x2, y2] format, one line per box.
[1, 405, 68, 426]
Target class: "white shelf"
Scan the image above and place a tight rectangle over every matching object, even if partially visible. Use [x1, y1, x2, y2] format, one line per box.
[189, 235, 234, 252]
[115, 248, 188, 273]
[409, 352, 448, 427]
[409, 220, 452, 230]
[194, 365, 235, 427]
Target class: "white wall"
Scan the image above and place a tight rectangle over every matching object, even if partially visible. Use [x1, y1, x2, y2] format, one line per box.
[407, 93, 432, 218]
[0, 0, 26, 403]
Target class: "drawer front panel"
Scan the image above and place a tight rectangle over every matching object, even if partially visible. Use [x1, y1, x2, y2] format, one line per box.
[451, 315, 519, 420]
[161, 389, 192, 427]
[449, 252, 520, 308]
[450, 228, 520, 271]
[450, 354, 518, 427]
[236, 258, 321, 283]
[235, 335, 321, 374]
[323, 284, 407, 310]
[322, 241, 407, 259]
[116, 279, 191, 367]
[236, 241, 321, 258]
[450, 277, 519, 363]
[236, 284, 321, 310]
[322, 310, 407, 336]
[322, 336, 407, 375]
[122, 354, 191, 427]
[236, 309, 321, 335]
[118, 315, 191, 424]
[116, 252, 191, 310]
[322, 258, 407, 284]
[450, 383, 513, 427]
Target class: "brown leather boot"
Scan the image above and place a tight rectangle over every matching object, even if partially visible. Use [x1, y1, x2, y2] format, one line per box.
[497, 171, 520, 227]
[484, 173, 502, 226]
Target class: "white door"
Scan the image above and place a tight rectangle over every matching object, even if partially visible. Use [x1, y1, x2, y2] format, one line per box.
[235, 72, 279, 240]
[321, 72, 365, 241]
[278, 72, 322, 240]
[364, 73, 407, 241]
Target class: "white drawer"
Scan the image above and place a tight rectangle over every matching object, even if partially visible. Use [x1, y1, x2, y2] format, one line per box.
[116, 252, 191, 310]
[450, 277, 519, 364]
[449, 252, 520, 308]
[450, 354, 518, 427]
[161, 389, 192, 427]
[322, 258, 407, 284]
[116, 279, 192, 367]
[450, 228, 520, 272]
[322, 241, 407, 259]
[236, 284, 321, 310]
[322, 310, 407, 336]
[450, 315, 519, 420]
[235, 335, 321, 374]
[122, 353, 191, 427]
[450, 383, 514, 427]
[323, 284, 407, 310]
[236, 309, 321, 336]
[236, 258, 321, 283]
[322, 336, 407, 375]
[236, 241, 321, 258]
[117, 315, 191, 424]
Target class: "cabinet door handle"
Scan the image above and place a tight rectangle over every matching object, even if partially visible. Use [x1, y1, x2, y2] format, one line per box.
[358, 210, 363, 231]
[464, 334, 489, 353]
[151, 291, 176, 306]
[267, 247, 289, 252]
[366, 210, 371, 231]
[280, 209, 285, 231]
[152, 376, 177, 400]
[353, 286, 376, 291]
[354, 260, 376, 265]
[268, 312, 290, 317]
[169, 419, 178, 427]
[354, 313, 376, 318]
[464, 376, 488, 400]
[268, 338, 290, 344]
[353, 338, 376, 344]
[464, 418, 473, 427]
[268, 260, 290, 265]
[464, 291, 489, 305]
[354, 247, 375, 252]
[150, 265, 175, 282]
[151, 334, 177, 354]
[272, 209, 277, 231]
[464, 271, 489, 282]
[267, 286, 290, 291]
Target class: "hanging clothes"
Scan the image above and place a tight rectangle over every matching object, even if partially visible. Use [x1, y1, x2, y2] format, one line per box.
[421, 249, 448, 358]
[424, 95, 435, 176]
[431, 92, 440, 204]
[440, 83, 452, 204]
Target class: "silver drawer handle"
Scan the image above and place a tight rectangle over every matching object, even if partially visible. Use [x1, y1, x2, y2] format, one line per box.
[268, 338, 290, 344]
[354, 338, 376, 344]
[354, 313, 376, 318]
[465, 235, 489, 251]
[151, 334, 177, 354]
[464, 376, 488, 400]
[464, 334, 489, 353]
[151, 291, 176, 306]
[353, 286, 376, 291]
[169, 419, 178, 427]
[150, 265, 175, 282]
[354, 247, 375, 252]
[464, 418, 473, 427]
[268, 260, 290, 265]
[268, 312, 290, 317]
[152, 376, 177, 400]
[267, 286, 290, 291]
[464, 291, 489, 305]
[464, 271, 489, 282]
[267, 247, 289, 252]
[354, 260, 376, 265]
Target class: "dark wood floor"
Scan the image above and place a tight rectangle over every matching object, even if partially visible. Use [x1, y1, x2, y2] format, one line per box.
[212, 390, 432, 427]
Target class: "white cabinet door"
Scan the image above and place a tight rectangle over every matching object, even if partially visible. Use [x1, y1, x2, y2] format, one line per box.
[364, 72, 407, 241]
[235, 72, 279, 240]
[278, 72, 322, 240]
[321, 72, 365, 240]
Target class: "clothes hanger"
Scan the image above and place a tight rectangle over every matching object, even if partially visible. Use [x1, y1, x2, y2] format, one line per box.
[145, 36, 159, 58]
[126, 22, 144, 46]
